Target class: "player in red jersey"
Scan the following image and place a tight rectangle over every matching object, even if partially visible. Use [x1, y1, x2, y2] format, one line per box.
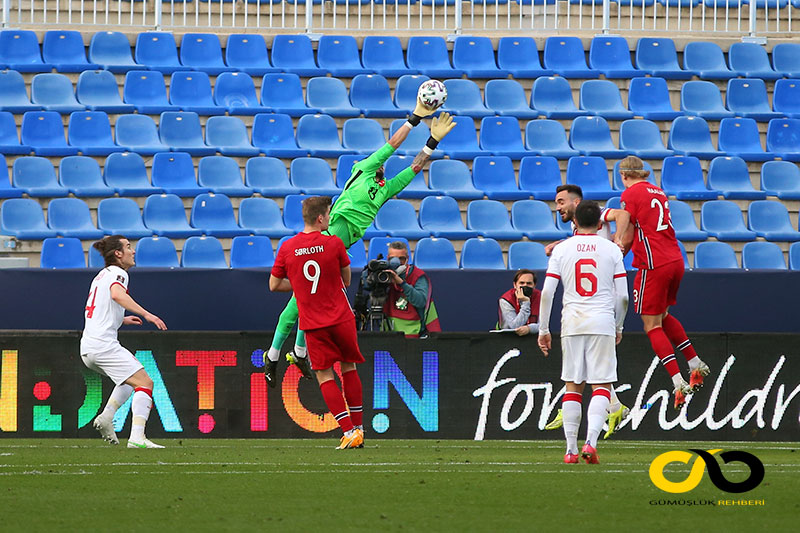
[613, 156, 711, 409]
[269, 196, 365, 449]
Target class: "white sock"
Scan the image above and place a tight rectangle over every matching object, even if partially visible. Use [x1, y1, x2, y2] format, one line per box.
[101, 384, 134, 420]
[672, 373, 686, 389]
[586, 388, 611, 448]
[562, 399, 582, 455]
[266, 347, 281, 363]
[687, 356, 701, 371]
[608, 387, 621, 413]
[130, 390, 153, 441]
[293, 345, 307, 358]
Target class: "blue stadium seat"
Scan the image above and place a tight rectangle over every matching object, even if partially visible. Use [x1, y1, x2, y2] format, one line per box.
[230, 236, 275, 268]
[530, 77, 587, 120]
[441, 79, 492, 118]
[76, 70, 134, 114]
[579, 80, 634, 120]
[181, 236, 228, 268]
[245, 156, 298, 197]
[518, 156, 563, 200]
[261, 73, 320, 117]
[467, 199, 524, 240]
[179, 33, 234, 75]
[282, 194, 307, 233]
[47, 197, 104, 239]
[204, 116, 259, 157]
[612, 159, 655, 190]
[197, 156, 251, 196]
[543, 36, 599, 78]
[717, 118, 773, 162]
[524, 120, 579, 159]
[306, 77, 360, 117]
[115, 114, 169, 155]
[747, 200, 800, 241]
[657, 0, 700, 6]
[388, 119, 442, 158]
[31, 73, 84, 114]
[683, 41, 740, 79]
[385, 155, 441, 199]
[0, 70, 42, 113]
[350, 74, 404, 118]
[134, 32, 187, 74]
[668, 199, 708, 241]
[790, 241, 800, 270]
[270, 34, 326, 77]
[508, 241, 549, 270]
[143, 193, 203, 238]
[726, 79, 781, 122]
[342, 118, 386, 154]
[43, 30, 99, 72]
[668, 116, 724, 159]
[680, 80, 735, 120]
[159, 111, 216, 156]
[569, 116, 626, 158]
[419, 196, 478, 239]
[336, 154, 361, 188]
[225, 34, 280, 76]
[40, 238, 85, 269]
[427, 159, 483, 199]
[660, 155, 719, 200]
[741, 241, 787, 269]
[480, 117, 529, 159]
[761, 160, 800, 199]
[496, 37, 552, 78]
[361, 36, 414, 77]
[251, 113, 307, 158]
[361, 220, 387, 241]
[460, 238, 506, 269]
[589, 36, 642, 78]
[0, 198, 56, 239]
[627, 77, 681, 120]
[88, 31, 139, 73]
[190, 193, 248, 237]
[693, 241, 739, 269]
[472, 156, 529, 200]
[347, 238, 368, 269]
[368, 237, 411, 262]
[12, 156, 68, 196]
[393, 74, 430, 112]
[290, 157, 340, 196]
[766, 119, 800, 162]
[103, 152, 160, 196]
[88, 245, 104, 268]
[619, 119, 673, 159]
[97, 197, 152, 239]
[414, 237, 458, 269]
[700, 200, 757, 241]
[437, 116, 483, 159]
[566, 156, 618, 200]
[0, 30, 53, 72]
[169, 71, 223, 116]
[635, 38, 694, 79]
[135, 236, 179, 268]
[296, 114, 353, 158]
[58, 155, 114, 197]
[213, 72, 269, 115]
[707, 156, 767, 199]
[317, 35, 369, 77]
[452, 36, 508, 79]
[407, 36, 464, 78]
[67, 110, 118, 156]
[151, 152, 209, 196]
[772, 79, 800, 119]
[0, 154, 23, 198]
[0, 111, 31, 154]
[728, 42, 781, 80]
[123, 71, 178, 114]
[484, 79, 538, 120]
[374, 199, 428, 239]
[238, 197, 293, 238]
[772, 43, 800, 78]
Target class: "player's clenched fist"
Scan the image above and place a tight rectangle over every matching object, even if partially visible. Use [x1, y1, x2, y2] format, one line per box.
[431, 112, 456, 141]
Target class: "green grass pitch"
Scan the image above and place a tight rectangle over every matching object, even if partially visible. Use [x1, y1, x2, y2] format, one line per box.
[0, 439, 795, 532]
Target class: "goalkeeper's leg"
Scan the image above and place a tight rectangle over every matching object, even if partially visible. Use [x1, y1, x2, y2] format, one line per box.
[326, 216, 360, 250]
[266, 296, 299, 363]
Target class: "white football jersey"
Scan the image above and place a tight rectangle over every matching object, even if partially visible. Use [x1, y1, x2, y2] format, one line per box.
[546, 234, 626, 337]
[571, 207, 613, 241]
[80, 265, 129, 354]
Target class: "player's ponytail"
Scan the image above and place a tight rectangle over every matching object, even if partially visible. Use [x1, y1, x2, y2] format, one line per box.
[93, 235, 127, 267]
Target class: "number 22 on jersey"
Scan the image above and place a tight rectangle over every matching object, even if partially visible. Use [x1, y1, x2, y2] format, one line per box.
[651, 197, 670, 232]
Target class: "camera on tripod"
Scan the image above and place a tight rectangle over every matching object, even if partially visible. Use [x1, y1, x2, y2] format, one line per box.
[354, 254, 406, 331]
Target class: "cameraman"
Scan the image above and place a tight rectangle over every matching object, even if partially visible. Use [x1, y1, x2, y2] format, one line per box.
[382, 241, 440, 338]
[498, 269, 541, 336]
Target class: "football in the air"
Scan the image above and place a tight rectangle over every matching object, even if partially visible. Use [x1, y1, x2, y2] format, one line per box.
[417, 79, 447, 110]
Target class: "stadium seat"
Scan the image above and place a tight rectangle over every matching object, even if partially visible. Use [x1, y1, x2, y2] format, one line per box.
[472, 156, 529, 200]
[700, 200, 757, 241]
[230, 236, 275, 268]
[441, 79, 492, 118]
[418, 196, 478, 239]
[251, 113, 308, 158]
[270, 34, 326, 77]
[388, 119, 442, 158]
[682, 41, 740, 79]
[680, 80, 735, 120]
[619, 119, 673, 159]
[260, 73, 320, 117]
[484, 80, 538, 120]
[88, 245, 104, 268]
[566, 156, 618, 200]
[190, 193, 248, 238]
[245, 156, 299, 197]
[589, 36, 642, 78]
[197, 156, 252, 196]
[134, 32, 187, 74]
[225, 34, 280, 76]
[47, 197, 104, 239]
[88, 31, 139, 73]
[181, 236, 228, 268]
[467, 200, 524, 240]
[143, 193, 203, 238]
[452, 36, 508, 79]
[479, 117, 529, 159]
[406, 36, 464, 78]
[717, 118, 773, 162]
[761, 160, 800, 199]
[0, 69, 42, 113]
[0, 111, 30, 154]
[205, 116, 260, 157]
[612, 159, 655, 190]
[151, 152, 209, 196]
[766, 119, 800, 162]
[790, 242, 800, 270]
[668, 199, 708, 241]
[296, 114, 353, 158]
[282, 194, 306, 233]
[58, 155, 114, 197]
[414, 237, 458, 269]
[159, 111, 216, 156]
[123, 71, 178, 114]
[660, 156, 718, 200]
[635, 38, 693, 79]
[374, 199, 428, 239]
[579, 80, 634, 120]
[693, 241, 739, 269]
[40, 238, 85, 269]
[342, 118, 387, 154]
[668, 116, 724, 159]
[742, 241, 787, 269]
[627, 77, 681, 120]
[543, 36, 599, 78]
[393, 74, 430, 112]
[347, 239, 368, 269]
[306, 77, 360, 117]
[317, 35, 369, 77]
[361, 36, 414, 77]
[530, 77, 587, 120]
[179, 33, 234, 75]
[350, 74, 405, 118]
[460, 238, 506, 269]
[43, 30, 99, 72]
[76, 70, 134, 114]
[103, 152, 161, 196]
[238, 197, 293, 238]
[0, 30, 53, 72]
[569, 116, 626, 158]
[772, 43, 800, 78]
[169, 71, 223, 116]
[772, 79, 800, 119]
[385, 155, 441, 199]
[524, 120, 579, 159]
[67, 110, 118, 156]
[336, 154, 361, 188]
[726, 79, 781, 122]
[12, 156, 68, 197]
[31, 73, 84, 114]
[747, 200, 800, 241]
[96, 197, 152, 239]
[437, 116, 483, 160]
[368, 237, 411, 262]
[290, 157, 340, 196]
[213, 72, 269, 115]
[0, 198, 57, 239]
[427, 159, 483, 199]
[707, 156, 767, 199]
[0, 154, 23, 198]
[135, 236, 179, 268]
[508, 241, 549, 270]
[496, 37, 552, 78]
[728, 42, 781, 80]
[518, 157, 563, 201]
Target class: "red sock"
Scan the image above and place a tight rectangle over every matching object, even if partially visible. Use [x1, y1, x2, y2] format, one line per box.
[341, 370, 363, 427]
[319, 380, 354, 433]
[661, 314, 698, 362]
[647, 327, 680, 377]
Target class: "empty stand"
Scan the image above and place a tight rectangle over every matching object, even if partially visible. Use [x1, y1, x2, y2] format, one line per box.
[589, 36, 642, 79]
[123, 71, 178, 114]
[472, 156, 529, 200]
[761, 160, 800, 199]
[40, 237, 85, 269]
[159, 111, 216, 156]
[496, 37, 552, 78]
[680, 80, 735, 120]
[660, 155, 718, 200]
[419, 196, 477, 239]
[238, 197, 293, 238]
[508, 241, 549, 270]
[97, 197, 153, 239]
[12, 156, 68, 196]
[89, 31, 138, 72]
[700, 200, 757, 241]
[530, 76, 587, 120]
[480, 117, 528, 159]
[135, 32, 186, 74]
[350, 74, 405, 118]
[59, 155, 114, 196]
[179, 33, 234, 75]
[103, 152, 161, 196]
[427, 159, 483, 200]
[707, 156, 768, 199]
[361, 36, 414, 77]
[47, 197, 104, 239]
[484, 80, 538, 120]
[414, 237, 459, 269]
[271, 35, 326, 77]
[566, 156, 618, 200]
[181, 236, 228, 268]
[726, 79, 781, 121]
[747, 200, 800, 241]
[214, 72, 269, 115]
[668, 116, 723, 159]
[135, 236, 180, 268]
[460, 238, 506, 269]
[306, 77, 360, 117]
[261, 73, 319, 117]
[225, 34, 280, 76]
[693, 241, 739, 269]
[290, 157, 340, 196]
[251, 113, 308, 158]
[197, 156, 252, 196]
[76, 70, 134, 114]
[296, 114, 353, 158]
[407, 36, 463, 78]
[68, 111, 118, 156]
[43, 30, 99, 72]
[441, 79, 492, 118]
[742, 241, 787, 269]
[452, 36, 508, 79]
[544, 36, 598, 78]
[244, 156, 299, 196]
[627, 77, 681, 120]
[618, 119, 673, 158]
[114, 114, 168, 154]
[342, 118, 387, 154]
[0, 198, 56, 239]
[635, 38, 693, 79]
[230, 236, 275, 268]
[31, 73, 84, 113]
[518, 156, 564, 200]
[143, 193, 203, 238]
[205, 116, 260, 157]
[728, 42, 781, 80]
[151, 152, 209, 196]
[191, 193, 249, 237]
[374, 199, 428, 239]
[467, 200, 524, 240]
[569, 116, 626, 158]
[317, 35, 369, 77]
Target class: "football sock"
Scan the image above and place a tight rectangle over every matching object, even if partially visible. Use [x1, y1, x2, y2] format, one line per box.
[101, 383, 133, 420]
[294, 330, 307, 358]
[319, 380, 354, 433]
[661, 314, 701, 368]
[341, 369, 364, 427]
[269, 297, 300, 352]
[266, 347, 280, 363]
[586, 388, 611, 448]
[647, 327, 682, 381]
[608, 387, 621, 413]
[562, 392, 582, 455]
[130, 388, 153, 441]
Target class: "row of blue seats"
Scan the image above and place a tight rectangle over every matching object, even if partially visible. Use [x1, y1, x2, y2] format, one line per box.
[3, 192, 799, 244]
[2, 29, 799, 81]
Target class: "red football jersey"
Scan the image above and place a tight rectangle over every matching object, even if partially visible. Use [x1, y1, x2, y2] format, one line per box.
[620, 181, 683, 270]
[272, 231, 353, 330]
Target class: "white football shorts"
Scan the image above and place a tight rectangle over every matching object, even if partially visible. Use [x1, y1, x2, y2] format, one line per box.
[560, 334, 617, 384]
[81, 344, 144, 386]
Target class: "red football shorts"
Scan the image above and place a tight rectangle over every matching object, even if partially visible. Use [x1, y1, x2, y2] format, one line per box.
[633, 259, 684, 315]
[305, 318, 365, 371]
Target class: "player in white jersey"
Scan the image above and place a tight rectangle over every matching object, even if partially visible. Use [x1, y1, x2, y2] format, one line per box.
[81, 235, 167, 449]
[538, 201, 629, 464]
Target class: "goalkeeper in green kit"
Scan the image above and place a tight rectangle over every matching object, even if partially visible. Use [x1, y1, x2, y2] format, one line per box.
[264, 100, 456, 387]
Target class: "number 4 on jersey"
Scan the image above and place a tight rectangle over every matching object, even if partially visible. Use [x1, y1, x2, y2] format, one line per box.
[85, 287, 98, 318]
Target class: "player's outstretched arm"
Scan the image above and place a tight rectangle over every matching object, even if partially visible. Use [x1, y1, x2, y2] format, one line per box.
[269, 275, 292, 292]
[386, 98, 438, 149]
[110, 284, 167, 330]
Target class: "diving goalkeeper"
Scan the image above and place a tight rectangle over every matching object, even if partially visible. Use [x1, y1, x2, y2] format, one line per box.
[264, 102, 456, 387]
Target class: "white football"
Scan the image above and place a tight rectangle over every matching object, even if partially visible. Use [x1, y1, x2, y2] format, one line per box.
[417, 79, 447, 110]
